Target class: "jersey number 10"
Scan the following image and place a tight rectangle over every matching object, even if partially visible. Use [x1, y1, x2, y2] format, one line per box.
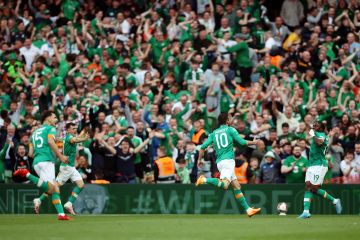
[215, 133, 229, 149]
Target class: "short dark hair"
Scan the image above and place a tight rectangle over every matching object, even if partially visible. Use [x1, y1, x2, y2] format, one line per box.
[41, 110, 55, 124]
[315, 121, 325, 132]
[66, 122, 77, 130]
[218, 112, 229, 126]
[282, 123, 290, 128]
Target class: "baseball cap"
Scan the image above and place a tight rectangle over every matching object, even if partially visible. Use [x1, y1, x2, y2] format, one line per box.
[264, 151, 275, 158]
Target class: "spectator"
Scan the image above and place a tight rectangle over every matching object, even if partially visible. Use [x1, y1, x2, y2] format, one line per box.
[281, 146, 308, 183]
[340, 151, 360, 183]
[280, 0, 304, 28]
[176, 158, 190, 184]
[257, 151, 282, 183]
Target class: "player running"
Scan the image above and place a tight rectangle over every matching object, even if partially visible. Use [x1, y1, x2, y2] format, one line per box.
[33, 123, 89, 215]
[195, 112, 261, 217]
[298, 121, 342, 219]
[13, 110, 71, 220]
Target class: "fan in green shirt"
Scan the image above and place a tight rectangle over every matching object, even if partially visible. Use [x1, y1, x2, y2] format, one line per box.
[227, 37, 252, 68]
[281, 146, 309, 183]
[62, 0, 80, 20]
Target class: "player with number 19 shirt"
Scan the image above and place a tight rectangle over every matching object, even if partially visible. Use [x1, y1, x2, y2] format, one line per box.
[298, 121, 342, 219]
[195, 113, 261, 217]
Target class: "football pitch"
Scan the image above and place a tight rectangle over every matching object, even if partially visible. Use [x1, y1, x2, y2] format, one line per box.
[0, 215, 359, 240]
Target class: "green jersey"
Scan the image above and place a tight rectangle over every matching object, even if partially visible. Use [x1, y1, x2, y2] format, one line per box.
[200, 125, 247, 163]
[131, 136, 142, 165]
[30, 124, 57, 166]
[62, 133, 77, 167]
[283, 155, 308, 183]
[309, 131, 329, 167]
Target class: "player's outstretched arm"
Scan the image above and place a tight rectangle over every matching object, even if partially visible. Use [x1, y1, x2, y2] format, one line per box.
[230, 127, 249, 146]
[71, 132, 90, 144]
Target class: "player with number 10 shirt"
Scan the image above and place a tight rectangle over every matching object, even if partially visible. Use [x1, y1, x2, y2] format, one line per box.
[195, 112, 261, 217]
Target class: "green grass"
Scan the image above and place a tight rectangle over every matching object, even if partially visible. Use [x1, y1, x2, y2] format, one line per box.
[0, 215, 359, 240]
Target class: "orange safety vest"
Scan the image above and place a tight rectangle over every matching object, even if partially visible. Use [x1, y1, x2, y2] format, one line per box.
[155, 157, 175, 183]
[235, 162, 248, 184]
[192, 129, 205, 145]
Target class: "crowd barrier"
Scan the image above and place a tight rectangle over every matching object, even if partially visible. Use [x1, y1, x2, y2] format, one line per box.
[0, 184, 359, 214]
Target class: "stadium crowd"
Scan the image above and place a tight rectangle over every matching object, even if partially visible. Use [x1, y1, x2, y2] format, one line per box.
[0, 0, 360, 185]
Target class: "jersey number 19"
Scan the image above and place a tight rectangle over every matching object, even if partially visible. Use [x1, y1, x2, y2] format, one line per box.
[215, 133, 229, 149]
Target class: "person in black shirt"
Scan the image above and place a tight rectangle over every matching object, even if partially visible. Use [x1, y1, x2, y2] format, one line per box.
[106, 135, 153, 183]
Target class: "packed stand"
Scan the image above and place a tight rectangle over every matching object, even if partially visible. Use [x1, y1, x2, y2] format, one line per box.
[0, 0, 360, 184]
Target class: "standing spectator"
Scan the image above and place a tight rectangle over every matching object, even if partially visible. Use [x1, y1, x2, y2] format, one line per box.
[227, 34, 253, 87]
[257, 151, 282, 183]
[280, 0, 304, 28]
[281, 146, 308, 183]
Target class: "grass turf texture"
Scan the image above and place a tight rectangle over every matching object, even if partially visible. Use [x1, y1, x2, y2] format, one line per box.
[0, 215, 359, 240]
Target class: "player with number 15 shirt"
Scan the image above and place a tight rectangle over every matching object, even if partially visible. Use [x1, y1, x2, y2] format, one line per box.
[31, 125, 57, 166]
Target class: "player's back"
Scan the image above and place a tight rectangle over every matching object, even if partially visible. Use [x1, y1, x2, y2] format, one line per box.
[210, 125, 242, 163]
[31, 124, 56, 165]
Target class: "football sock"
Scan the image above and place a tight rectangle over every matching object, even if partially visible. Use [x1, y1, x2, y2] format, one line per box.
[316, 189, 336, 204]
[68, 186, 83, 204]
[234, 189, 250, 211]
[39, 193, 48, 202]
[52, 192, 65, 216]
[303, 191, 313, 213]
[205, 178, 226, 189]
[27, 173, 49, 192]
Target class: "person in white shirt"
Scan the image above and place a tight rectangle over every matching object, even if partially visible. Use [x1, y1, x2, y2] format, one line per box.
[340, 151, 359, 183]
[215, 32, 236, 60]
[116, 12, 131, 36]
[280, 0, 304, 28]
[20, 38, 40, 71]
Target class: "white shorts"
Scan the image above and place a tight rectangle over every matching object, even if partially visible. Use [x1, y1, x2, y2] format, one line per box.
[56, 165, 83, 185]
[33, 162, 56, 183]
[305, 166, 328, 185]
[217, 159, 237, 182]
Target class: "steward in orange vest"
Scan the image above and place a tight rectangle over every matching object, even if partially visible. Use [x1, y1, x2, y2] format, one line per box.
[191, 121, 206, 145]
[234, 151, 253, 184]
[154, 147, 176, 183]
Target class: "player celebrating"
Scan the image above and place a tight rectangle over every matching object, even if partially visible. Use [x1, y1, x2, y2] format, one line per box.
[13, 110, 71, 220]
[195, 112, 261, 217]
[298, 121, 342, 219]
[33, 123, 89, 215]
